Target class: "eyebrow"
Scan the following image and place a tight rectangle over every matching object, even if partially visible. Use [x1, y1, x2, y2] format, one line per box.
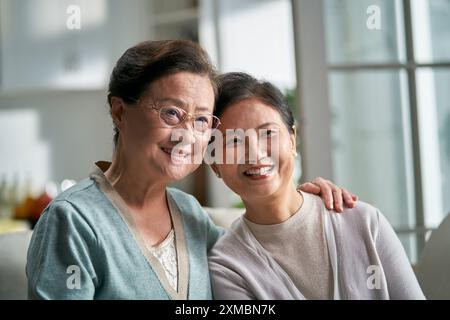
[256, 122, 281, 129]
[195, 106, 211, 112]
[156, 98, 211, 113]
[221, 122, 281, 137]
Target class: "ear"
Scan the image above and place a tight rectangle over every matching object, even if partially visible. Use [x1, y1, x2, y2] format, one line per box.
[110, 97, 126, 132]
[290, 125, 297, 153]
[210, 164, 221, 179]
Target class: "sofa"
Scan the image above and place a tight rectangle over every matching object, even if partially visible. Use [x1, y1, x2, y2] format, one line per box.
[0, 230, 33, 299]
[415, 211, 450, 299]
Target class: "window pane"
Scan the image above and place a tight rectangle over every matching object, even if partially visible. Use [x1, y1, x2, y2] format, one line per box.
[398, 234, 418, 264]
[412, 0, 450, 63]
[324, 0, 405, 64]
[217, 0, 296, 90]
[416, 68, 450, 227]
[328, 71, 415, 232]
[152, 0, 197, 14]
[0, 0, 110, 90]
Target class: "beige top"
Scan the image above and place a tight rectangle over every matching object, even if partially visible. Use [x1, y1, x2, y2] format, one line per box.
[244, 191, 333, 299]
[147, 229, 178, 291]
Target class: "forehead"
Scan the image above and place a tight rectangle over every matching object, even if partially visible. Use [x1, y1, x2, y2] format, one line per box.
[145, 72, 215, 109]
[219, 98, 284, 130]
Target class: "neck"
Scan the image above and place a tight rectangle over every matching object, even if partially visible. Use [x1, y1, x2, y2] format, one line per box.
[243, 182, 303, 225]
[104, 147, 169, 211]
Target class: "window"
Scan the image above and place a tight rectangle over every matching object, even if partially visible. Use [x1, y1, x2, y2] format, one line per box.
[321, 0, 450, 262]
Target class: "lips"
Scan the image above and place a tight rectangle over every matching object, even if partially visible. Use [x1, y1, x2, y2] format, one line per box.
[243, 165, 275, 177]
[161, 147, 191, 159]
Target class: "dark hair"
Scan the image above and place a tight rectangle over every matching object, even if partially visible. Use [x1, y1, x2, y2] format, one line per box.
[214, 72, 295, 134]
[108, 40, 217, 146]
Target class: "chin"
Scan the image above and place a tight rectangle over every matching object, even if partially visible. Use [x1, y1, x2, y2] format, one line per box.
[250, 186, 278, 198]
[149, 150, 196, 179]
[165, 168, 191, 181]
[165, 164, 199, 181]
[237, 181, 280, 200]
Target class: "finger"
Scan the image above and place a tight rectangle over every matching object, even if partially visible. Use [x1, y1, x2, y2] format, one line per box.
[342, 188, 356, 208]
[331, 185, 343, 213]
[297, 182, 321, 194]
[314, 178, 334, 210]
[351, 194, 359, 201]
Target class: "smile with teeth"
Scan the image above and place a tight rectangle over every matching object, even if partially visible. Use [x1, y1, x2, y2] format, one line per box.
[162, 147, 191, 158]
[244, 166, 274, 176]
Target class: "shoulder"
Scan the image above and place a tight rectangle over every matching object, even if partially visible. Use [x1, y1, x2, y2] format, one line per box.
[166, 187, 209, 221]
[28, 183, 101, 267]
[34, 178, 104, 236]
[42, 178, 96, 214]
[52, 178, 104, 208]
[166, 186, 198, 204]
[209, 229, 236, 257]
[328, 200, 384, 239]
[303, 192, 380, 229]
[44, 177, 117, 222]
[208, 219, 252, 264]
[349, 200, 381, 223]
[305, 191, 380, 224]
[167, 187, 224, 248]
[340, 200, 380, 222]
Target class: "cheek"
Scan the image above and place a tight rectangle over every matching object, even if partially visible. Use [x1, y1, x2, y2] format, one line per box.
[273, 136, 295, 173]
[277, 145, 294, 175]
[124, 113, 153, 140]
[222, 147, 238, 164]
[218, 164, 240, 184]
[146, 128, 168, 146]
[127, 126, 170, 155]
[196, 135, 210, 152]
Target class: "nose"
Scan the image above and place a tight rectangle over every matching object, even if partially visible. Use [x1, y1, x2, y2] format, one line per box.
[181, 123, 196, 145]
[245, 135, 268, 165]
[170, 124, 196, 147]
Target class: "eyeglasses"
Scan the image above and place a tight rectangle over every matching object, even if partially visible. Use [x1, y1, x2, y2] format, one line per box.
[147, 103, 220, 134]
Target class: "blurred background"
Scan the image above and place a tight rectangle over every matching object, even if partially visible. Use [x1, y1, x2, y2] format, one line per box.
[0, 0, 449, 266]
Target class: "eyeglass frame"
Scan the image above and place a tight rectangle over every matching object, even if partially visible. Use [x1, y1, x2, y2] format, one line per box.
[142, 101, 220, 134]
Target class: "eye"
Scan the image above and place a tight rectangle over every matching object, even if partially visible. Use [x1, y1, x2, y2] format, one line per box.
[261, 129, 277, 138]
[160, 106, 184, 125]
[226, 137, 242, 147]
[195, 116, 210, 124]
[165, 107, 181, 118]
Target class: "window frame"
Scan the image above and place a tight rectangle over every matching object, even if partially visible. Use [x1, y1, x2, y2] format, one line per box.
[292, 0, 450, 260]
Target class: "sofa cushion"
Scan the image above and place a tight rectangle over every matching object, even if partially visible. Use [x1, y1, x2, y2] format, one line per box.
[0, 230, 32, 300]
[203, 207, 244, 230]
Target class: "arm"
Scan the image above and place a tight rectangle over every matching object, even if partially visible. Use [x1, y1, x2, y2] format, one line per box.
[205, 212, 225, 251]
[209, 261, 255, 300]
[26, 200, 99, 299]
[375, 211, 426, 300]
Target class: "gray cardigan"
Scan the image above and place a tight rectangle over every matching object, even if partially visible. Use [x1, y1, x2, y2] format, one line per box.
[208, 200, 425, 300]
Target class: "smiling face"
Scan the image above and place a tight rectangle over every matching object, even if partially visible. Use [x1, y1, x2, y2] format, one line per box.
[114, 72, 215, 182]
[213, 97, 297, 201]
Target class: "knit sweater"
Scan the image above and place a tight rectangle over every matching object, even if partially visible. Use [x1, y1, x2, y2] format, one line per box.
[208, 193, 425, 300]
[27, 162, 224, 299]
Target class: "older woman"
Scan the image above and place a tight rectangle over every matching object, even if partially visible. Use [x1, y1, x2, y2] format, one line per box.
[208, 72, 425, 300]
[26, 40, 356, 299]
